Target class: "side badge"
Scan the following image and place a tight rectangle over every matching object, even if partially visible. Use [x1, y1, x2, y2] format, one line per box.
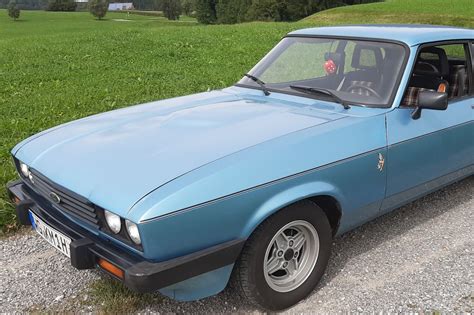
[377, 153, 385, 172]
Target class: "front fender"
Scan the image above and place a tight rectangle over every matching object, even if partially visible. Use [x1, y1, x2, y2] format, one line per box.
[138, 148, 385, 261]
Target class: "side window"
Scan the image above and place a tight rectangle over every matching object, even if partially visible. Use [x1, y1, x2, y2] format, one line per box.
[402, 43, 469, 107]
[440, 44, 469, 100]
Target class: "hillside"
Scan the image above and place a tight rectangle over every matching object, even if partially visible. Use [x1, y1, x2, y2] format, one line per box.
[303, 0, 474, 28]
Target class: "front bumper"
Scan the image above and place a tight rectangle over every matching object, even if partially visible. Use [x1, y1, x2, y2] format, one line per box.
[7, 179, 245, 293]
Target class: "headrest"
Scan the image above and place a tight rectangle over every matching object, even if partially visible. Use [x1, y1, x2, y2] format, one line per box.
[416, 47, 449, 77]
[414, 62, 439, 75]
[351, 45, 383, 70]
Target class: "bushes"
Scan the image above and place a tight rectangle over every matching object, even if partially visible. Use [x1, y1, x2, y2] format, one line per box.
[197, 0, 314, 24]
[216, 0, 250, 24]
[181, 0, 195, 16]
[195, 0, 216, 24]
[161, 0, 181, 20]
[89, 0, 108, 19]
[46, 0, 77, 11]
[195, 0, 383, 24]
[7, 0, 20, 20]
[0, 0, 48, 10]
[246, 0, 315, 22]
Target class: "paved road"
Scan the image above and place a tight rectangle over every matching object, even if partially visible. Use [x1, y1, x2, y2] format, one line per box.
[1, 177, 473, 313]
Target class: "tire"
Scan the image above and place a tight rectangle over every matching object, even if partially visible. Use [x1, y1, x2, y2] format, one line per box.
[233, 200, 332, 311]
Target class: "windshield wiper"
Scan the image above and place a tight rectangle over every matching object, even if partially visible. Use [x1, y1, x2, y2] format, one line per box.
[290, 85, 350, 109]
[244, 73, 270, 96]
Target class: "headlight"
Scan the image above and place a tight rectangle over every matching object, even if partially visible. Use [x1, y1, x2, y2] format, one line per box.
[20, 162, 29, 177]
[104, 210, 121, 234]
[125, 220, 141, 245]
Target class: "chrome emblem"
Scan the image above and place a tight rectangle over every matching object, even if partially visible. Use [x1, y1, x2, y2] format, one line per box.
[377, 153, 385, 172]
[49, 192, 61, 204]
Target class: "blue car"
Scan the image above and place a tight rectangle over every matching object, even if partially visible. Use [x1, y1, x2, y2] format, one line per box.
[7, 25, 473, 310]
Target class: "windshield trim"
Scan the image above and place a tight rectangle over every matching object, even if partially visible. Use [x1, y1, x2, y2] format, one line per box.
[235, 35, 410, 108]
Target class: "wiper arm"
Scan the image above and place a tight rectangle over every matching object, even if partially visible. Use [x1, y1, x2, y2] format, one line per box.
[244, 73, 270, 96]
[290, 85, 350, 109]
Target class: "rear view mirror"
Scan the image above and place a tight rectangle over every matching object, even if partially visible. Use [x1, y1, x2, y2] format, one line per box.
[411, 91, 448, 120]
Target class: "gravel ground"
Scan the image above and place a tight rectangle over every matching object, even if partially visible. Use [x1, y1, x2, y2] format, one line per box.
[1, 177, 473, 313]
[0, 230, 100, 311]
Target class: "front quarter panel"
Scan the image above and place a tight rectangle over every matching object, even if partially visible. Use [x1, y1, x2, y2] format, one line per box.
[136, 113, 388, 262]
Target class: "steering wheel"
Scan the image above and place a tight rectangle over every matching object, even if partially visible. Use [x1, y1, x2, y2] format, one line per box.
[345, 83, 382, 98]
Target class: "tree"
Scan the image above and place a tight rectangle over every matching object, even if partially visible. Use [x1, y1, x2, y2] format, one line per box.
[246, 0, 282, 21]
[89, 0, 108, 19]
[181, 0, 195, 16]
[131, 0, 156, 10]
[7, 0, 20, 20]
[47, 0, 77, 11]
[216, 0, 251, 24]
[193, 0, 382, 24]
[195, 0, 216, 24]
[2, 0, 48, 10]
[161, 0, 181, 20]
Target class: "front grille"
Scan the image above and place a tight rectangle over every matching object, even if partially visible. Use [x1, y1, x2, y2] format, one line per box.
[26, 169, 100, 229]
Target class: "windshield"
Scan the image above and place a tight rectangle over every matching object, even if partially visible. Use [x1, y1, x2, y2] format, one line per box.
[238, 37, 407, 107]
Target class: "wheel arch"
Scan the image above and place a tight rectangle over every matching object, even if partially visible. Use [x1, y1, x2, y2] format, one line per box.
[307, 195, 342, 236]
[241, 181, 344, 239]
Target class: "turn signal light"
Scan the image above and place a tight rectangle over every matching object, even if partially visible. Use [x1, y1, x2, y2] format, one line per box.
[98, 258, 124, 279]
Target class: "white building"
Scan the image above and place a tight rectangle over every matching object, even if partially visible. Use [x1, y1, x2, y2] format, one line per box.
[108, 2, 134, 11]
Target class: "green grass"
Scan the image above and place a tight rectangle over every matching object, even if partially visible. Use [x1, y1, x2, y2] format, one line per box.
[0, 10, 298, 233]
[304, 0, 474, 27]
[84, 277, 160, 313]
[0, 0, 473, 233]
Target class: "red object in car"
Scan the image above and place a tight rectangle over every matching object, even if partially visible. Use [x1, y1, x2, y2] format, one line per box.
[324, 59, 337, 74]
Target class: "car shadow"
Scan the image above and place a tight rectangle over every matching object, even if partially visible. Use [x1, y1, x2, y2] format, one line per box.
[145, 176, 473, 313]
[319, 176, 472, 287]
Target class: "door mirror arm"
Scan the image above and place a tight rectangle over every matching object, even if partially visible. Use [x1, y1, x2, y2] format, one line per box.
[411, 107, 423, 120]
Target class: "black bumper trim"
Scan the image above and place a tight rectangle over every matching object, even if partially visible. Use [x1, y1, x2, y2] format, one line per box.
[126, 239, 244, 293]
[7, 180, 245, 293]
[70, 238, 95, 270]
[7, 180, 32, 225]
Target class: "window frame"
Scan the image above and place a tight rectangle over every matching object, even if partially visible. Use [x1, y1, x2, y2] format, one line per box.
[235, 35, 410, 108]
[400, 40, 473, 108]
[469, 41, 474, 95]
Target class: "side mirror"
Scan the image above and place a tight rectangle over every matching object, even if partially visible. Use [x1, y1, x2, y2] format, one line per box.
[411, 91, 448, 120]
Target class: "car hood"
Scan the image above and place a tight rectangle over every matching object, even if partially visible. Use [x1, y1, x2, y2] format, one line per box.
[14, 88, 346, 216]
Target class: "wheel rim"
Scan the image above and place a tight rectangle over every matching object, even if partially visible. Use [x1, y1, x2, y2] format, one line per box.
[263, 220, 319, 293]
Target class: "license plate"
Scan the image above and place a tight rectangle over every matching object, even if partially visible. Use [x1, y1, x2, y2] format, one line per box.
[29, 211, 72, 258]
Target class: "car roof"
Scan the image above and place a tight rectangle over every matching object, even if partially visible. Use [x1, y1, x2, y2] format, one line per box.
[289, 24, 474, 46]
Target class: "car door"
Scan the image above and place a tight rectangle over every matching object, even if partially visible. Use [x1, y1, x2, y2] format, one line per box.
[381, 41, 474, 212]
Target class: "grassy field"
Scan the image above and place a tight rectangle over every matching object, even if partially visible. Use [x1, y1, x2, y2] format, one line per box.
[0, 11, 297, 232]
[304, 0, 474, 27]
[0, 0, 473, 234]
